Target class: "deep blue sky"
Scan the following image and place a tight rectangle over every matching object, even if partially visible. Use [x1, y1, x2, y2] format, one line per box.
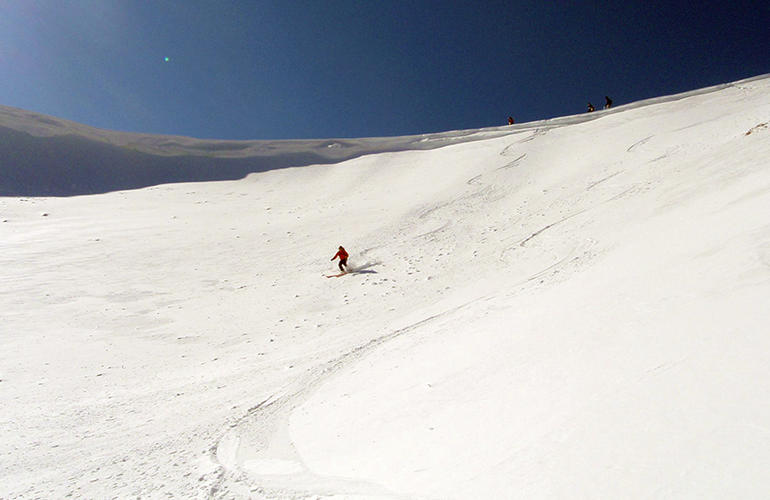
[1, 1, 767, 140]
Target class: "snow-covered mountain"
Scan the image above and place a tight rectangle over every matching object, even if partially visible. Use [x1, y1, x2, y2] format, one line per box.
[2, 74, 769, 499]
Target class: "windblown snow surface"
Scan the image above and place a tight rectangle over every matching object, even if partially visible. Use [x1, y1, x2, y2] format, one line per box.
[2, 75, 770, 499]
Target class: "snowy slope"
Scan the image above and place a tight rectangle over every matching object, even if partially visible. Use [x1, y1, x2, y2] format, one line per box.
[1, 74, 769, 499]
[0, 104, 526, 197]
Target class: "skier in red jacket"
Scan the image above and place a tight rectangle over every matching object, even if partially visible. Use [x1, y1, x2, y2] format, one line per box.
[331, 246, 349, 272]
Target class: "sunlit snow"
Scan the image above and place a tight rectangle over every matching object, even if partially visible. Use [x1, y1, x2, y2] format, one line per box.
[1, 75, 769, 499]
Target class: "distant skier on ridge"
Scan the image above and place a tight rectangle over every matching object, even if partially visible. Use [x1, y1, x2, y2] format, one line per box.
[605, 96, 613, 109]
[587, 102, 595, 112]
[331, 245, 349, 272]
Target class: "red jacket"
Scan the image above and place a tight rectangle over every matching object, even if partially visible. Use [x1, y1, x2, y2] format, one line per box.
[332, 248, 349, 261]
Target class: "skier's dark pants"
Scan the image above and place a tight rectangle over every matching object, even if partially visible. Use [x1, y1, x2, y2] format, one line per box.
[338, 258, 348, 271]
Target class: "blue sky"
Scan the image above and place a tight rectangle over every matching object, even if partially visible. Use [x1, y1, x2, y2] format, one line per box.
[1, 1, 767, 140]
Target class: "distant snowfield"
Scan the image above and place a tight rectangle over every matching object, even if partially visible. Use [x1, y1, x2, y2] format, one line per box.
[1, 75, 769, 499]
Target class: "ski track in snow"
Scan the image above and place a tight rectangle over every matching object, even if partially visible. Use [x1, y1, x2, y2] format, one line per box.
[2, 73, 770, 499]
[208, 299, 486, 499]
